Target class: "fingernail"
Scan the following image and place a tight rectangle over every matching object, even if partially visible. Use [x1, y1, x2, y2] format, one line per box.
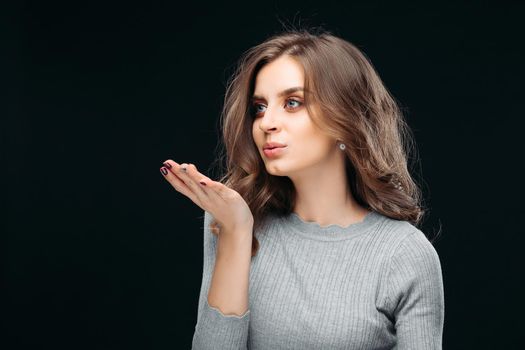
[199, 180, 206, 186]
[160, 167, 168, 175]
[163, 162, 172, 169]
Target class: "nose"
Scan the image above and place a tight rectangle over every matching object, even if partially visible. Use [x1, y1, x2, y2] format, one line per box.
[258, 104, 281, 133]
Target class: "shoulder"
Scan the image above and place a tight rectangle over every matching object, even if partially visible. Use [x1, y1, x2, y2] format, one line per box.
[253, 212, 283, 240]
[369, 213, 443, 283]
[378, 215, 442, 283]
[391, 228, 441, 274]
[373, 213, 438, 257]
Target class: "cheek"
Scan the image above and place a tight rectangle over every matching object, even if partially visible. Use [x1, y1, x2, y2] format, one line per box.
[293, 123, 333, 154]
[293, 119, 324, 145]
[252, 123, 260, 143]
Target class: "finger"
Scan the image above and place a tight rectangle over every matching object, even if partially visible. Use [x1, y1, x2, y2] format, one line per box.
[185, 163, 239, 209]
[173, 162, 229, 202]
[160, 162, 204, 208]
[180, 163, 210, 203]
[164, 161, 222, 211]
[185, 164, 228, 205]
[162, 160, 229, 210]
[202, 179, 231, 205]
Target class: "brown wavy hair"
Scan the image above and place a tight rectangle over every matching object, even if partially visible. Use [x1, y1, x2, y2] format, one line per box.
[207, 27, 430, 257]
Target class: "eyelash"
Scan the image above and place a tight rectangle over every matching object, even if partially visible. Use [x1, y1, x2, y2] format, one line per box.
[251, 98, 303, 117]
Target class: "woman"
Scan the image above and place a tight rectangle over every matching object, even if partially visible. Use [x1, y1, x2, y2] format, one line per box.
[160, 28, 444, 349]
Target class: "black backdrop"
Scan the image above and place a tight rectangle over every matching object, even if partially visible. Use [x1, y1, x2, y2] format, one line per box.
[3, 1, 524, 349]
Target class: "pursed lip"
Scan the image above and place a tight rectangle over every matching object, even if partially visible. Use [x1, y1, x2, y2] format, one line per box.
[263, 142, 287, 150]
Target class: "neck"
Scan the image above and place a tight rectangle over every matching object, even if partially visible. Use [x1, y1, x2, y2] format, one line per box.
[289, 152, 370, 228]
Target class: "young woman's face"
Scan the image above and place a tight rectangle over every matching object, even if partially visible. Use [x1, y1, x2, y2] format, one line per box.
[251, 55, 338, 177]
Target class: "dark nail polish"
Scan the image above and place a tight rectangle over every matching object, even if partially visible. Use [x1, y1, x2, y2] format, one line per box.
[163, 162, 172, 169]
[199, 181, 206, 186]
[160, 167, 168, 175]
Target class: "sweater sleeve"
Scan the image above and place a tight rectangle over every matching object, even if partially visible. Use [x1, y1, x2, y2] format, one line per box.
[387, 230, 445, 350]
[191, 210, 251, 350]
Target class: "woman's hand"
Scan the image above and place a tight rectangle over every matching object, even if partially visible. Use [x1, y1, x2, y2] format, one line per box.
[160, 160, 254, 240]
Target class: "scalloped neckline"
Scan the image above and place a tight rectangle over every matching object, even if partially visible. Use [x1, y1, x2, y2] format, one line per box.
[284, 210, 383, 241]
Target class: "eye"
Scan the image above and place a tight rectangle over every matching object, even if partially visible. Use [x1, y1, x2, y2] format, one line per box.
[251, 103, 266, 117]
[285, 99, 302, 109]
[251, 98, 303, 118]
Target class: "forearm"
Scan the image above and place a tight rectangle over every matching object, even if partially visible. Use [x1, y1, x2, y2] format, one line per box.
[207, 227, 253, 317]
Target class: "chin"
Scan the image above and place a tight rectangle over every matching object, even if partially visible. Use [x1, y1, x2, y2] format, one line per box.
[264, 163, 289, 177]
[265, 162, 290, 176]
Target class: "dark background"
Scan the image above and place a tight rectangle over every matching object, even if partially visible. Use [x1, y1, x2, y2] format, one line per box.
[3, 0, 524, 349]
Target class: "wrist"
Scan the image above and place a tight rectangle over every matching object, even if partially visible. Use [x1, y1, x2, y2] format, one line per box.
[217, 226, 253, 250]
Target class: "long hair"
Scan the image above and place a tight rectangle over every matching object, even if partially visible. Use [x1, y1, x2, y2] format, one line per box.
[208, 28, 427, 257]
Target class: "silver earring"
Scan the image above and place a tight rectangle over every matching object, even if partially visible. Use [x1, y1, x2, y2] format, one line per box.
[339, 143, 346, 151]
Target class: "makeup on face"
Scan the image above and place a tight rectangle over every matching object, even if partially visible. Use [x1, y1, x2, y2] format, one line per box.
[263, 146, 287, 158]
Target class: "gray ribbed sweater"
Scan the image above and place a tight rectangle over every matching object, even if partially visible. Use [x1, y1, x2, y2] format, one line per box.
[192, 209, 444, 349]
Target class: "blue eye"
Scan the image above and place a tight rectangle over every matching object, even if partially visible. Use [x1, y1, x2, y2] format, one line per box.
[251, 98, 303, 117]
[250, 103, 265, 117]
[286, 99, 301, 108]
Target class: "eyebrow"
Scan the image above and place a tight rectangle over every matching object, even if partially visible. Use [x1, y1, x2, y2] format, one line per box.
[251, 86, 306, 101]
